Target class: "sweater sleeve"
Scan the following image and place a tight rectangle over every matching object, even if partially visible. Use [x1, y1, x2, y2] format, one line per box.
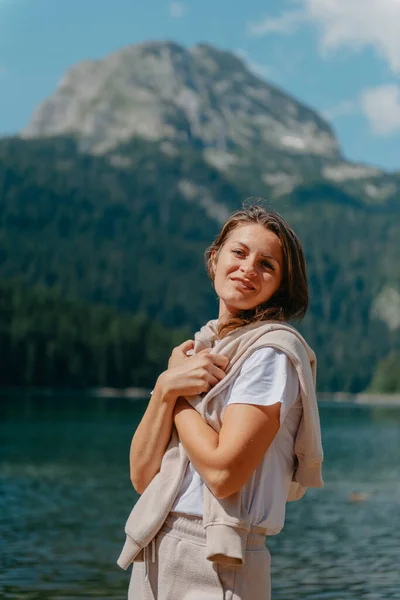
[225, 347, 300, 422]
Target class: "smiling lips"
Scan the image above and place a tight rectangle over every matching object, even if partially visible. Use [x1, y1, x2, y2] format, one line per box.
[231, 278, 256, 291]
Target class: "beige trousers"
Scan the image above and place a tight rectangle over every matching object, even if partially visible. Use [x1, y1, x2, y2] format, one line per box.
[128, 512, 271, 600]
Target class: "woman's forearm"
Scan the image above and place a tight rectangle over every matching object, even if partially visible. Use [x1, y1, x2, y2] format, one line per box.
[129, 374, 177, 494]
[174, 398, 281, 499]
[129, 347, 228, 495]
[173, 399, 223, 494]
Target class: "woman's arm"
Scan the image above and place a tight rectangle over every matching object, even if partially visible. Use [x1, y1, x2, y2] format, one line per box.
[129, 375, 176, 494]
[173, 398, 281, 499]
[174, 348, 296, 499]
[129, 343, 228, 494]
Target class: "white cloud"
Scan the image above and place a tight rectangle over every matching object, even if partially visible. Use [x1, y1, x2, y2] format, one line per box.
[248, 0, 400, 74]
[247, 10, 306, 37]
[323, 99, 358, 120]
[169, 1, 186, 18]
[323, 86, 400, 136]
[361, 84, 400, 135]
[235, 49, 274, 79]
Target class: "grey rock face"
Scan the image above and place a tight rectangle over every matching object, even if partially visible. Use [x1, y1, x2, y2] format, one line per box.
[22, 40, 398, 204]
[21, 41, 340, 160]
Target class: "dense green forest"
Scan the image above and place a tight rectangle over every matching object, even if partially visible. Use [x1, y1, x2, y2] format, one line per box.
[0, 279, 188, 388]
[1, 136, 399, 392]
[368, 355, 400, 394]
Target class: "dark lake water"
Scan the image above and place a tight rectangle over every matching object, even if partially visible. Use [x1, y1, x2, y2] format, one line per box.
[1, 392, 400, 600]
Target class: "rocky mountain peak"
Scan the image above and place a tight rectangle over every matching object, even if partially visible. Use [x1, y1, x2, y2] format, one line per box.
[21, 40, 341, 161]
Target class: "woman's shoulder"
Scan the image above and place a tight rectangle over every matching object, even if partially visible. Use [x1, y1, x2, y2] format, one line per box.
[240, 346, 295, 374]
[225, 346, 300, 410]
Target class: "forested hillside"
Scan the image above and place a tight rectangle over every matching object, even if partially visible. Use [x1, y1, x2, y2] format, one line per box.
[1, 135, 399, 392]
[1, 41, 399, 392]
[0, 278, 188, 388]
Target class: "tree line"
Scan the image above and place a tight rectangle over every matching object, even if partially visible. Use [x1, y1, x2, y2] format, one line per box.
[1, 135, 400, 392]
[1, 278, 399, 392]
[0, 279, 189, 389]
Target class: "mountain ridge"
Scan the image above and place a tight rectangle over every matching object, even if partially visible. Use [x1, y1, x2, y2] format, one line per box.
[21, 40, 340, 157]
[20, 40, 398, 205]
[1, 132, 399, 392]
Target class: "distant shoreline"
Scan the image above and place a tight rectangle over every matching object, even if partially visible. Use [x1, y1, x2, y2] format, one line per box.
[0, 386, 152, 399]
[94, 389, 400, 406]
[91, 386, 152, 399]
[2, 386, 400, 406]
[318, 392, 400, 407]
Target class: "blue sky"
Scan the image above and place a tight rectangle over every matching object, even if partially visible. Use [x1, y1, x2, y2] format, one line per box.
[0, 0, 399, 171]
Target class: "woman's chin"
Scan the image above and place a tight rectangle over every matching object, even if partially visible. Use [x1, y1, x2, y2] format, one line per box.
[219, 297, 255, 317]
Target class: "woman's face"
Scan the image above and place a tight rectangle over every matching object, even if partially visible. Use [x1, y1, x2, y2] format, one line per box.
[212, 223, 283, 319]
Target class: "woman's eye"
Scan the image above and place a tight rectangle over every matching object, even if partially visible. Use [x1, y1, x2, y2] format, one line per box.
[232, 249, 245, 257]
[261, 260, 273, 270]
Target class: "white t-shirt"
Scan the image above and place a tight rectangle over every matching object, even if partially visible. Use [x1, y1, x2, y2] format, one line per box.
[171, 347, 302, 535]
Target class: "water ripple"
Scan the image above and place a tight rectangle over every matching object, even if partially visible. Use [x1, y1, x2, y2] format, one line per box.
[1, 395, 400, 599]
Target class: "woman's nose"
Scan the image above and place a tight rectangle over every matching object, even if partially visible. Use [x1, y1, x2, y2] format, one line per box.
[240, 260, 257, 276]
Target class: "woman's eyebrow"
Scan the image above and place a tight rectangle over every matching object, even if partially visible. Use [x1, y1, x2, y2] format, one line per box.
[231, 241, 280, 264]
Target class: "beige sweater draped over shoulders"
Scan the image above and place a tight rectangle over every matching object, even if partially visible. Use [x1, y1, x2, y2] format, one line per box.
[117, 319, 323, 569]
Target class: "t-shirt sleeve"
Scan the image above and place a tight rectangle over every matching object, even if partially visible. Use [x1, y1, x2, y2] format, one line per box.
[226, 347, 300, 423]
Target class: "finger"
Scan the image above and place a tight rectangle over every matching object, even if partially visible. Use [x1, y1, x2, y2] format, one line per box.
[178, 340, 195, 353]
[205, 373, 219, 389]
[191, 375, 211, 395]
[210, 365, 227, 382]
[210, 354, 229, 369]
[198, 348, 211, 355]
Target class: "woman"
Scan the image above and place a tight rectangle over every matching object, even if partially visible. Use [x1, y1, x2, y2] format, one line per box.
[119, 205, 323, 599]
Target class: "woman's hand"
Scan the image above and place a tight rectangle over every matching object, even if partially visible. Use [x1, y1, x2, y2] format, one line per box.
[160, 351, 229, 400]
[168, 340, 195, 369]
[168, 339, 219, 371]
